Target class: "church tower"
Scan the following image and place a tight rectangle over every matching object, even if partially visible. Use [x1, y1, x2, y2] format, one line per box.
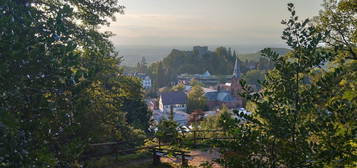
[232, 56, 241, 78]
[230, 53, 242, 99]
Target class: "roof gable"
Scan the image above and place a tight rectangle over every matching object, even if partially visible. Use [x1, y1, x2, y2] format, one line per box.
[160, 91, 187, 105]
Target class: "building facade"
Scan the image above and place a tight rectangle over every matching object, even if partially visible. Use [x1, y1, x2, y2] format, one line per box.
[159, 91, 187, 113]
[177, 71, 220, 86]
[129, 73, 152, 89]
[204, 57, 243, 109]
[142, 75, 152, 89]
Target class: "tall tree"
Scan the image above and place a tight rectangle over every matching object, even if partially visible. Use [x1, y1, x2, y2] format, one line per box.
[314, 0, 356, 60]
[171, 83, 185, 92]
[155, 62, 165, 88]
[0, 0, 148, 167]
[215, 3, 356, 167]
[136, 56, 148, 73]
[187, 85, 207, 113]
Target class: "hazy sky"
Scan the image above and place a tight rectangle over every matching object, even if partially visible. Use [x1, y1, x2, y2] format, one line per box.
[102, 0, 323, 47]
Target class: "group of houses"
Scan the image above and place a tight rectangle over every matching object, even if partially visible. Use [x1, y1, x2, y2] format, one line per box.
[150, 56, 244, 125]
[177, 71, 221, 86]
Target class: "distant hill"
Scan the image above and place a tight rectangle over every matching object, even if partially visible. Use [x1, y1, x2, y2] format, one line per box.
[271, 48, 291, 55]
[116, 45, 290, 66]
[117, 46, 174, 66]
[238, 48, 291, 61]
[238, 53, 262, 61]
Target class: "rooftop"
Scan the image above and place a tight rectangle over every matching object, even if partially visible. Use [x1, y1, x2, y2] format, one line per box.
[160, 91, 187, 105]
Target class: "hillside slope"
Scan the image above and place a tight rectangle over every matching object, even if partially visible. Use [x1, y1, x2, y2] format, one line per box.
[238, 48, 291, 61]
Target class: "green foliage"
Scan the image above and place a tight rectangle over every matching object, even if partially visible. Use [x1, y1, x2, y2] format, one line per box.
[189, 79, 203, 87]
[213, 2, 356, 168]
[242, 69, 266, 89]
[136, 57, 148, 73]
[217, 105, 234, 132]
[119, 76, 152, 131]
[171, 83, 185, 92]
[314, 0, 357, 60]
[156, 119, 180, 144]
[197, 106, 232, 139]
[0, 0, 150, 167]
[146, 46, 282, 88]
[147, 47, 236, 87]
[187, 85, 207, 113]
[199, 115, 221, 131]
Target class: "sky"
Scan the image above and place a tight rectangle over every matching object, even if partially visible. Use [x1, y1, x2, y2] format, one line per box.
[101, 0, 324, 47]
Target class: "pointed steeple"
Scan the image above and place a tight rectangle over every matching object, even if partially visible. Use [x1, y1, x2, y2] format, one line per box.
[233, 50, 237, 58]
[233, 55, 241, 78]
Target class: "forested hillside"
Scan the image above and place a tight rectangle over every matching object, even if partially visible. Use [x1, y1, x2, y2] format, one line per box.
[139, 47, 282, 88]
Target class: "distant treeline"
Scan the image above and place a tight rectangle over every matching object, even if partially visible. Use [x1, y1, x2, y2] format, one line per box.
[134, 47, 290, 89]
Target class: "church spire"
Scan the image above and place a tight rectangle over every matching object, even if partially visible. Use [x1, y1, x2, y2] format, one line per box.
[233, 54, 241, 78]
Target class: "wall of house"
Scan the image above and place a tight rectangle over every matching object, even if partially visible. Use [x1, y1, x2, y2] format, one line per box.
[206, 100, 242, 110]
[142, 79, 151, 88]
[163, 104, 186, 113]
[159, 98, 187, 113]
[159, 97, 164, 112]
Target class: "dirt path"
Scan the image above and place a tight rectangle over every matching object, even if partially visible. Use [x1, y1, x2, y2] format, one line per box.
[188, 149, 221, 168]
[111, 158, 152, 168]
[161, 149, 222, 168]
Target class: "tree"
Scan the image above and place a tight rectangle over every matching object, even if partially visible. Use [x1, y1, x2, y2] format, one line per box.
[155, 119, 179, 144]
[120, 76, 152, 131]
[314, 0, 356, 60]
[214, 3, 356, 167]
[136, 57, 148, 73]
[0, 0, 149, 167]
[256, 57, 274, 70]
[189, 78, 203, 87]
[146, 46, 242, 88]
[242, 69, 266, 89]
[187, 85, 207, 113]
[156, 62, 165, 88]
[198, 105, 232, 136]
[188, 109, 205, 124]
[171, 83, 185, 92]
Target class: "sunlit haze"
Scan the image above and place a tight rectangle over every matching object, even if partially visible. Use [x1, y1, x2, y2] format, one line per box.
[102, 0, 323, 47]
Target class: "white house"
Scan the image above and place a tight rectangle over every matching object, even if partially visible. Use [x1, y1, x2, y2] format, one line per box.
[159, 91, 187, 113]
[142, 75, 152, 89]
[133, 73, 152, 89]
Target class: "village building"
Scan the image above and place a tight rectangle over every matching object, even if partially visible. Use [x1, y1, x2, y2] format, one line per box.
[204, 88, 241, 110]
[159, 91, 187, 113]
[203, 57, 243, 110]
[126, 72, 152, 89]
[135, 73, 152, 89]
[177, 70, 219, 86]
[230, 57, 243, 97]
